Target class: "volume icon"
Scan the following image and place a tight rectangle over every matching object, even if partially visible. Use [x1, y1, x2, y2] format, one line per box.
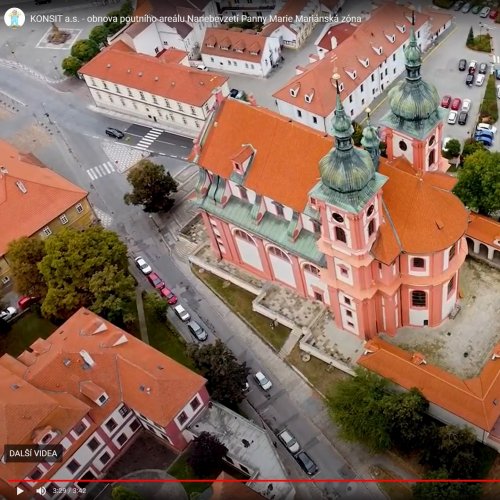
[35, 486, 46, 495]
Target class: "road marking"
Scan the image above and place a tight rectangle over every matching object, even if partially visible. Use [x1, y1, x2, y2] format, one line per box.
[86, 162, 116, 181]
[180, 145, 189, 149]
[0, 91, 26, 107]
[492, 55, 500, 64]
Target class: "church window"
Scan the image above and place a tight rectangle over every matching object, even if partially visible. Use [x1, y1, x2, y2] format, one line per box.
[399, 140, 407, 151]
[447, 276, 455, 295]
[368, 220, 375, 236]
[273, 202, 284, 217]
[449, 244, 456, 261]
[367, 205, 375, 217]
[346, 310, 353, 317]
[412, 258, 425, 269]
[312, 220, 321, 234]
[339, 265, 349, 277]
[234, 230, 255, 244]
[335, 227, 346, 243]
[429, 135, 436, 146]
[332, 212, 344, 223]
[269, 246, 289, 260]
[428, 149, 435, 166]
[411, 291, 427, 307]
[304, 264, 320, 276]
[239, 186, 248, 201]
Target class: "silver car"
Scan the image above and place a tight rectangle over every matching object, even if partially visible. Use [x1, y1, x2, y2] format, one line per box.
[187, 320, 208, 341]
[0, 307, 17, 321]
[278, 429, 300, 454]
[254, 371, 272, 391]
[174, 304, 191, 322]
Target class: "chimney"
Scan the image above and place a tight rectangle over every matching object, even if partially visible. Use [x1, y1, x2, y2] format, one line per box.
[247, 93, 257, 106]
[79, 350, 96, 367]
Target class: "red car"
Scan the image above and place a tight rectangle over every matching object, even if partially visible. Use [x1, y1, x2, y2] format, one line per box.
[451, 98, 462, 111]
[440, 95, 451, 108]
[147, 272, 165, 290]
[160, 287, 178, 305]
[17, 296, 37, 310]
[489, 9, 498, 19]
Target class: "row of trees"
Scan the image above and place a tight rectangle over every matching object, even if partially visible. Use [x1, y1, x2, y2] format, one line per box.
[327, 369, 492, 499]
[62, 0, 133, 76]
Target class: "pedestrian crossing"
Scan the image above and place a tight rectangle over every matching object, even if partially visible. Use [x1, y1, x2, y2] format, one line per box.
[135, 127, 163, 150]
[492, 55, 500, 65]
[86, 161, 116, 181]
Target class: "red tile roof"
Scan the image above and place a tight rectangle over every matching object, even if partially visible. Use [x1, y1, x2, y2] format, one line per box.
[0, 140, 88, 256]
[466, 214, 500, 247]
[273, 3, 428, 117]
[156, 48, 188, 64]
[80, 42, 228, 107]
[317, 22, 358, 51]
[211, 472, 265, 499]
[359, 339, 500, 431]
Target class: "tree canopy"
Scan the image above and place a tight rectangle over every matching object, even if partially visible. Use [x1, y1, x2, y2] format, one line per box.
[413, 469, 481, 500]
[453, 150, 500, 215]
[89, 25, 109, 46]
[7, 237, 47, 298]
[111, 486, 143, 500]
[124, 160, 178, 213]
[442, 138, 461, 159]
[188, 432, 228, 478]
[70, 39, 99, 62]
[187, 339, 250, 407]
[61, 56, 83, 77]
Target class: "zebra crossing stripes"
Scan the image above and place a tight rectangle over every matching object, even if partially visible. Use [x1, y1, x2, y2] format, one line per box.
[135, 128, 163, 150]
[87, 161, 116, 181]
[492, 55, 500, 65]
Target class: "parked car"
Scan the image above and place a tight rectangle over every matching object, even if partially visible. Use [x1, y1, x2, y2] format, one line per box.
[17, 296, 37, 310]
[187, 320, 208, 341]
[474, 134, 493, 147]
[254, 371, 273, 391]
[295, 451, 319, 476]
[461, 98, 472, 112]
[458, 59, 467, 71]
[197, 64, 208, 71]
[451, 97, 462, 110]
[461, 3, 472, 13]
[472, 4, 483, 15]
[497, 84, 500, 99]
[478, 62, 488, 74]
[480, 6, 490, 17]
[468, 60, 477, 73]
[475, 131, 494, 143]
[447, 110, 458, 124]
[489, 9, 498, 19]
[440, 95, 452, 108]
[465, 73, 474, 86]
[453, 0, 465, 10]
[160, 286, 178, 305]
[495, 69, 500, 80]
[0, 307, 17, 321]
[229, 88, 239, 98]
[147, 272, 165, 290]
[477, 123, 497, 134]
[278, 429, 300, 454]
[174, 304, 191, 322]
[475, 74, 485, 86]
[458, 111, 468, 125]
[105, 127, 124, 139]
[134, 256, 152, 275]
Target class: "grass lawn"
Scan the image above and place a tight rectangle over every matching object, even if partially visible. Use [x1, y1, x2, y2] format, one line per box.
[0, 312, 58, 357]
[287, 345, 348, 397]
[480, 75, 499, 122]
[167, 453, 212, 496]
[467, 34, 492, 53]
[192, 266, 290, 351]
[370, 466, 413, 500]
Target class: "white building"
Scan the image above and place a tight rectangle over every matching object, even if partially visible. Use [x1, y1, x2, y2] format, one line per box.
[201, 27, 281, 77]
[115, 0, 219, 58]
[79, 42, 229, 138]
[260, 0, 321, 49]
[217, 0, 278, 19]
[273, 3, 451, 131]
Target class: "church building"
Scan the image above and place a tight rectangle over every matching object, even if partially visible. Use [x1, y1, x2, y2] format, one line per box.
[191, 22, 469, 340]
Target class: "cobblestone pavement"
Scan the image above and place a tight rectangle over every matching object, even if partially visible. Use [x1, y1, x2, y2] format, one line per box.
[101, 141, 149, 173]
[93, 207, 114, 228]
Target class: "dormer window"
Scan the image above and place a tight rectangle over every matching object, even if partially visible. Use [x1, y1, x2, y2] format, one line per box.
[304, 90, 315, 103]
[344, 68, 357, 80]
[385, 33, 396, 43]
[358, 57, 370, 68]
[372, 45, 383, 55]
[338, 82, 344, 92]
[396, 24, 406, 34]
[289, 85, 300, 97]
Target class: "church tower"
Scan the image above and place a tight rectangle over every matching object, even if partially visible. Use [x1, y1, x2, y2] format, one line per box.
[308, 75, 388, 340]
[361, 108, 380, 170]
[380, 12, 447, 172]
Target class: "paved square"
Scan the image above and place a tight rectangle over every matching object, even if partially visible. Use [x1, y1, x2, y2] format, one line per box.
[101, 142, 149, 173]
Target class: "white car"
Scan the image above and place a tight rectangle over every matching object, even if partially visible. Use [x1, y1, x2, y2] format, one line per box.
[0, 306, 17, 321]
[476, 123, 497, 134]
[174, 304, 191, 322]
[134, 256, 152, 275]
[461, 99, 471, 112]
[278, 429, 301, 454]
[447, 111, 458, 124]
[475, 74, 485, 86]
[254, 371, 272, 391]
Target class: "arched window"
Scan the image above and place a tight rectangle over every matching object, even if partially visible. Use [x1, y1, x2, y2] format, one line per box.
[411, 290, 427, 307]
[429, 135, 436, 146]
[367, 204, 375, 217]
[332, 212, 344, 223]
[234, 229, 255, 244]
[428, 149, 435, 166]
[412, 257, 425, 268]
[368, 220, 376, 236]
[268, 246, 289, 260]
[449, 244, 456, 261]
[303, 264, 320, 277]
[335, 227, 347, 243]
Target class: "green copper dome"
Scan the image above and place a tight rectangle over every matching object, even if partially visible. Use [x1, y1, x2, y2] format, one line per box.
[361, 122, 379, 149]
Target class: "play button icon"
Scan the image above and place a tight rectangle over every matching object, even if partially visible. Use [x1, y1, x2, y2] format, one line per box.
[16, 486, 23, 495]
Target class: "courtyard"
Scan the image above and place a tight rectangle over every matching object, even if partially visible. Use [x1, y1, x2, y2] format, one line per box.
[381, 258, 500, 379]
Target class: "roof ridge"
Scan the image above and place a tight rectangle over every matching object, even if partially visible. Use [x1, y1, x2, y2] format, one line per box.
[380, 198, 403, 253]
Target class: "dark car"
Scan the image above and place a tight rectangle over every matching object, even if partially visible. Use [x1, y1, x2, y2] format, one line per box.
[147, 272, 165, 290]
[229, 88, 239, 98]
[105, 127, 125, 139]
[187, 320, 208, 341]
[458, 59, 467, 71]
[458, 111, 468, 125]
[295, 451, 319, 476]
[471, 4, 482, 15]
[478, 63, 488, 74]
[495, 68, 500, 80]
[465, 74, 474, 86]
[453, 1, 464, 10]
[461, 3, 472, 13]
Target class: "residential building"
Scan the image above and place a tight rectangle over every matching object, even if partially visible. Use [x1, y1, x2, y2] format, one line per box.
[0, 308, 209, 499]
[273, 3, 451, 130]
[217, 0, 278, 19]
[465, 214, 500, 266]
[115, 0, 219, 58]
[0, 141, 95, 290]
[79, 41, 229, 138]
[191, 22, 468, 341]
[260, 0, 321, 49]
[187, 402, 294, 499]
[204, 472, 266, 499]
[201, 27, 281, 77]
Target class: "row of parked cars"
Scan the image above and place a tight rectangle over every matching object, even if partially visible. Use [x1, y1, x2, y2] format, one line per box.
[277, 428, 319, 476]
[453, 1, 497, 18]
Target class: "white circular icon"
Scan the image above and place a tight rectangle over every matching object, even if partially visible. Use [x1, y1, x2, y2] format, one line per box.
[4, 8, 25, 28]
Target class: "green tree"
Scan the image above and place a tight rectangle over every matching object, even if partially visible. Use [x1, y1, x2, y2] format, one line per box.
[38, 227, 132, 321]
[7, 237, 47, 298]
[466, 26, 474, 46]
[187, 340, 251, 407]
[143, 291, 168, 321]
[461, 139, 484, 160]
[442, 138, 461, 159]
[413, 469, 481, 500]
[120, 0, 133, 17]
[104, 10, 127, 35]
[187, 431, 228, 478]
[453, 150, 500, 215]
[61, 56, 83, 77]
[381, 388, 428, 452]
[111, 485, 143, 500]
[70, 39, 99, 63]
[327, 368, 392, 452]
[124, 160, 178, 213]
[89, 25, 109, 46]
